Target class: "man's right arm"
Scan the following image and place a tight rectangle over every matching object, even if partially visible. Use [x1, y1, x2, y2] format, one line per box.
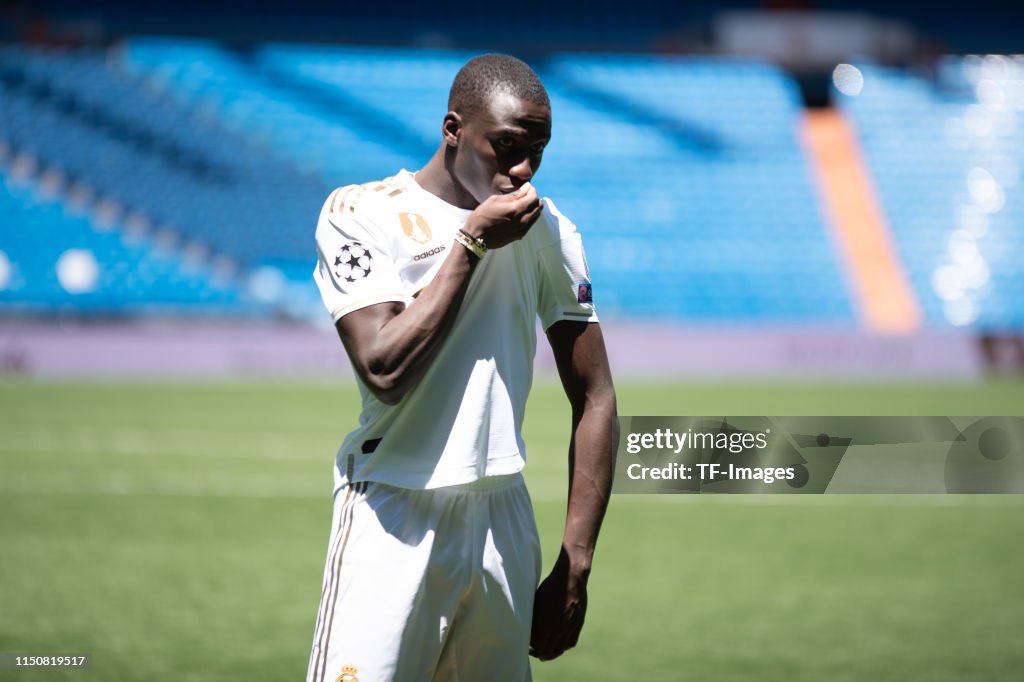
[336, 184, 542, 405]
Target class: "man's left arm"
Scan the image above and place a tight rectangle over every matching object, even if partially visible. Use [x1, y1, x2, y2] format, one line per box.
[530, 320, 618, 661]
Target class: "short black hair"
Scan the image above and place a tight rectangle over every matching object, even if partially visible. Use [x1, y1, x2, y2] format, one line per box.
[448, 54, 549, 116]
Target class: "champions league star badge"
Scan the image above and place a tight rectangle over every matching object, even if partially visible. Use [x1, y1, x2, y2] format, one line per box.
[333, 242, 373, 283]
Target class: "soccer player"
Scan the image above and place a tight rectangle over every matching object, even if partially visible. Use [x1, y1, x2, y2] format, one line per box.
[307, 53, 617, 682]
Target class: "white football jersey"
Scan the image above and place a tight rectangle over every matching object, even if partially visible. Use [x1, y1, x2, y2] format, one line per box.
[314, 169, 597, 490]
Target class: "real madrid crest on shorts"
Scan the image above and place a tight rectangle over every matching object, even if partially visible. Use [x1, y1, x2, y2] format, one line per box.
[333, 242, 373, 283]
[335, 665, 359, 682]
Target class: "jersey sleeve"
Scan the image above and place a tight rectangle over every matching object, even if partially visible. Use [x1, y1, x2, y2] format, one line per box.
[537, 201, 599, 330]
[313, 187, 412, 322]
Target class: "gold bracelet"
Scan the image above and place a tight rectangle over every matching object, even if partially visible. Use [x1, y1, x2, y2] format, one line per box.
[454, 231, 486, 259]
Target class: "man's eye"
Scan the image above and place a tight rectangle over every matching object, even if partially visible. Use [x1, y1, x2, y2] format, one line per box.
[497, 137, 515, 148]
[531, 142, 547, 153]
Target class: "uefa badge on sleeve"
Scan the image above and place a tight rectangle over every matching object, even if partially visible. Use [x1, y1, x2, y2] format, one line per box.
[577, 282, 593, 304]
[333, 242, 373, 283]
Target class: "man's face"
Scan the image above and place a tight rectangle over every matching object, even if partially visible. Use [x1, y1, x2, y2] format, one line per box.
[450, 92, 552, 204]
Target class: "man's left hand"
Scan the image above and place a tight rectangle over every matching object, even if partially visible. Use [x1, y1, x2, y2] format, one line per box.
[529, 551, 589, 661]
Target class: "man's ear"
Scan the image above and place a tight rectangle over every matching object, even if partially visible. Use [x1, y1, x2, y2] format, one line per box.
[442, 111, 462, 147]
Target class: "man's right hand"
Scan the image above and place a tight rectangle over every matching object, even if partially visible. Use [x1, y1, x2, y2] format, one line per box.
[462, 183, 543, 249]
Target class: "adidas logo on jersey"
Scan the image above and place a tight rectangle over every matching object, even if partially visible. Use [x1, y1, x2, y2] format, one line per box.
[413, 245, 446, 261]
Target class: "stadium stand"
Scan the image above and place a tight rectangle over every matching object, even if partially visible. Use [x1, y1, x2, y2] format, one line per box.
[121, 41, 857, 322]
[32, 42, 1024, 328]
[121, 39, 418, 186]
[0, 43, 333, 317]
[540, 54, 854, 321]
[0, 171, 257, 315]
[839, 57, 1024, 330]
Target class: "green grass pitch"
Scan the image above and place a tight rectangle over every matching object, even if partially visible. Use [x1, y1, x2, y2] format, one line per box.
[2, 379, 1023, 681]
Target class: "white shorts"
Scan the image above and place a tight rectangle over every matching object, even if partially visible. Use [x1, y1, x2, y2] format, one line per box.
[306, 473, 542, 682]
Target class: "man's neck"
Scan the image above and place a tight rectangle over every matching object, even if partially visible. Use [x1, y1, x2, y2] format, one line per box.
[414, 145, 480, 211]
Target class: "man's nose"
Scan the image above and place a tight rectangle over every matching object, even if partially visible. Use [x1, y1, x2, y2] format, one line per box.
[509, 156, 534, 182]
